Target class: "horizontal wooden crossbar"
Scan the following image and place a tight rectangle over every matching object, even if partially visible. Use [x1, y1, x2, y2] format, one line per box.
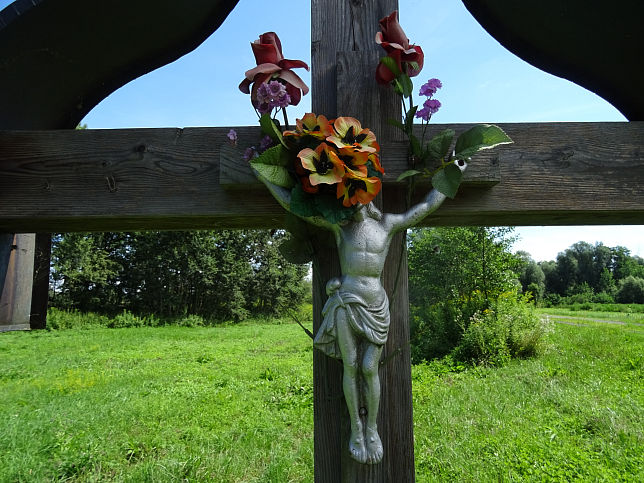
[0, 122, 642, 231]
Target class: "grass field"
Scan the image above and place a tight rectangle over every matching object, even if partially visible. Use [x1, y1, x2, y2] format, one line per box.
[1, 312, 642, 481]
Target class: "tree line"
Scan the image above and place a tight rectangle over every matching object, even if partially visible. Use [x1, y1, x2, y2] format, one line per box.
[50, 227, 643, 362]
[50, 230, 309, 321]
[516, 241, 644, 305]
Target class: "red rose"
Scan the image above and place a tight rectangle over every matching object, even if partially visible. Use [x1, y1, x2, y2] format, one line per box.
[239, 32, 310, 107]
[375, 11, 424, 84]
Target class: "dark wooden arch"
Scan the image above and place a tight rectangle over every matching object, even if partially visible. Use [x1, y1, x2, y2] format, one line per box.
[0, 0, 239, 322]
[462, 0, 644, 121]
[0, 0, 240, 130]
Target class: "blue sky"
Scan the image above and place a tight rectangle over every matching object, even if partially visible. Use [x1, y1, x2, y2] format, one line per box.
[2, 0, 641, 261]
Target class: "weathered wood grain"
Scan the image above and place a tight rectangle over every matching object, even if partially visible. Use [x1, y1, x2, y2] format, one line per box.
[312, 0, 417, 480]
[1, 122, 642, 232]
[0, 234, 34, 328]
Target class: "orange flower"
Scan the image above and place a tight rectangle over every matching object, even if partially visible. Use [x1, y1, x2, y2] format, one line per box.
[327, 117, 380, 154]
[336, 146, 369, 176]
[368, 152, 385, 174]
[298, 144, 345, 186]
[336, 168, 382, 207]
[284, 113, 334, 140]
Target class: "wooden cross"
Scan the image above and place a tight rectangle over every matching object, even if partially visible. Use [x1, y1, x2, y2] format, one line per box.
[1, 0, 643, 480]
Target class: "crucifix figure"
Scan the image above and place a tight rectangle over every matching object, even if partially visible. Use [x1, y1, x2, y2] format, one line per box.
[257, 158, 466, 464]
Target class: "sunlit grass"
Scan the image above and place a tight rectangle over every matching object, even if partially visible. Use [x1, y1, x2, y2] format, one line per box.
[1, 312, 641, 481]
[538, 307, 644, 326]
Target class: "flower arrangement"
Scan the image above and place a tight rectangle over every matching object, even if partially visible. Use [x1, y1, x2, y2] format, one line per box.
[375, 11, 512, 198]
[237, 15, 512, 223]
[237, 33, 384, 224]
[248, 111, 385, 224]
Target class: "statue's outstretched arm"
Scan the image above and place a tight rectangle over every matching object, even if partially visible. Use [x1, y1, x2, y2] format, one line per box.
[384, 160, 467, 233]
[255, 171, 338, 232]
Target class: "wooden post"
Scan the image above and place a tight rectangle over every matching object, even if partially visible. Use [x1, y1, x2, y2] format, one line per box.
[0, 234, 35, 331]
[30, 233, 52, 330]
[311, 0, 416, 480]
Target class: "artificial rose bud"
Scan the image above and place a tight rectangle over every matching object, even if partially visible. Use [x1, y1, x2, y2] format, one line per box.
[375, 11, 424, 84]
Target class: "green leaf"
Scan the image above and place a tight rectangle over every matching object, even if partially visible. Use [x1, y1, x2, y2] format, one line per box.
[387, 118, 406, 131]
[289, 185, 317, 218]
[250, 145, 294, 188]
[380, 56, 401, 77]
[404, 105, 418, 133]
[400, 74, 413, 98]
[407, 61, 420, 73]
[278, 237, 313, 264]
[410, 133, 422, 158]
[427, 129, 455, 162]
[396, 169, 422, 182]
[454, 124, 513, 159]
[432, 163, 463, 199]
[314, 194, 356, 225]
[260, 113, 286, 147]
[392, 79, 404, 96]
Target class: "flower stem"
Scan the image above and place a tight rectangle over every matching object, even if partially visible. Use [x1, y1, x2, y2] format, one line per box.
[282, 108, 290, 131]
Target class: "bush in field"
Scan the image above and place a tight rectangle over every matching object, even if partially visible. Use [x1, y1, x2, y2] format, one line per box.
[47, 307, 109, 330]
[453, 293, 552, 365]
[176, 314, 206, 327]
[106, 310, 161, 328]
[408, 227, 535, 364]
[616, 276, 644, 304]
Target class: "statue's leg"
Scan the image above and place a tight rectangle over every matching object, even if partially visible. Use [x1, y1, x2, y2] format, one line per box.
[362, 343, 384, 464]
[335, 307, 366, 463]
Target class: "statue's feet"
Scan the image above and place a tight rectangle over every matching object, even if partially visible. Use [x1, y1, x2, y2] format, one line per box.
[348, 431, 367, 464]
[365, 426, 383, 465]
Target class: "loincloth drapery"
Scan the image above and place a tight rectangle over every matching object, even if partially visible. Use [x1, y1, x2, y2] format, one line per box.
[313, 290, 390, 360]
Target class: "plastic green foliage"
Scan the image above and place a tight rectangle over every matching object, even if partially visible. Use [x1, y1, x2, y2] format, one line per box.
[427, 129, 455, 163]
[396, 169, 422, 182]
[259, 113, 286, 147]
[454, 124, 512, 159]
[432, 163, 463, 199]
[250, 145, 294, 189]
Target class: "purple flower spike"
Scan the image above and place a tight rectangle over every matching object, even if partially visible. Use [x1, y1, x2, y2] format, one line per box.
[227, 129, 238, 145]
[259, 135, 273, 152]
[414, 107, 430, 121]
[423, 98, 441, 114]
[243, 146, 259, 161]
[268, 80, 286, 97]
[256, 83, 272, 106]
[419, 78, 442, 97]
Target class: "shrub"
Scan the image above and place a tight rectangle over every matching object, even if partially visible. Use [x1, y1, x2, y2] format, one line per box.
[592, 291, 615, 304]
[107, 310, 145, 328]
[452, 293, 552, 365]
[410, 301, 468, 363]
[616, 276, 644, 304]
[47, 308, 109, 330]
[176, 314, 205, 327]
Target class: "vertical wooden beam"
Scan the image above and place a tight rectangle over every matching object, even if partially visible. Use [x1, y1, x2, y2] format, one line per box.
[0, 233, 13, 298]
[0, 234, 35, 331]
[312, 1, 415, 480]
[30, 233, 52, 330]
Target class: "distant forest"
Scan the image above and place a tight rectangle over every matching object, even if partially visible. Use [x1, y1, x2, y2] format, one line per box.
[49, 230, 644, 323]
[516, 241, 644, 305]
[49, 230, 309, 321]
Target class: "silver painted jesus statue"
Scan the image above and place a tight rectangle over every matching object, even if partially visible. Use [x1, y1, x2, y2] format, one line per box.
[258, 159, 466, 464]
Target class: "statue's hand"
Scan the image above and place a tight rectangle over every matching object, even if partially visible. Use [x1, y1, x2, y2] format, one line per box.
[456, 158, 468, 173]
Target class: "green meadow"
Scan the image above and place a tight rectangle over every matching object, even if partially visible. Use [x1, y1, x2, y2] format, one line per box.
[1, 313, 642, 482]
